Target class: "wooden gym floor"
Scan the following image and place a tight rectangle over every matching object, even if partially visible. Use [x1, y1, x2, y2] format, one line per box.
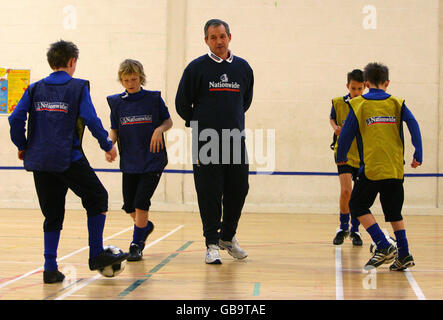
[0, 208, 442, 300]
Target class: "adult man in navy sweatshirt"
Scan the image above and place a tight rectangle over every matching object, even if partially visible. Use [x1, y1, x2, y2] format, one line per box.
[176, 19, 254, 264]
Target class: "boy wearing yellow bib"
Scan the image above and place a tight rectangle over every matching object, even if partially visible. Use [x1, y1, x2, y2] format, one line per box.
[330, 69, 364, 246]
[336, 63, 422, 271]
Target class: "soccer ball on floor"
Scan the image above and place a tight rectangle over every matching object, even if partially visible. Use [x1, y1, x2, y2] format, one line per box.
[97, 245, 126, 278]
[369, 236, 397, 254]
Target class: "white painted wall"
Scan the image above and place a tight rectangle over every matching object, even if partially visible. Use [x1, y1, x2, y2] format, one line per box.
[0, 0, 441, 215]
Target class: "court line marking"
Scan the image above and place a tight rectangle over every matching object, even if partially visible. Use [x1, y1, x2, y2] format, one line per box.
[335, 246, 344, 300]
[253, 282, 261, 296]
[141, 225, 185, 254]
[381, 228, 426, 300]
[0, 225, 133, 290]
[118, 240, 193, 299]
[404, 270, 426, 300]
[43, 278, 85, 300]
[1, 166, 440, 177]
[55, 274, 102, 300]
[56, 225, 185, 300]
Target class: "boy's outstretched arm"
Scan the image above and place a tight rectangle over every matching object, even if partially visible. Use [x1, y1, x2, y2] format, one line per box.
[402, 104, 423, 168]
[79, 85, 113, 152]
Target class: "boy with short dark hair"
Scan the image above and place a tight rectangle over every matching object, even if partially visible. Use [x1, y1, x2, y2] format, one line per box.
[330, 69, 365, 246]
[9, 40, 128, 283]
[336, 62, 423, 271]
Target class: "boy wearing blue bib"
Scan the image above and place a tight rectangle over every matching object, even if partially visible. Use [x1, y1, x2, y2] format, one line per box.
[8, 40, 129, 283]
[330, 69, 365, 246]
[337, 62, 423, 271]
[108, 59, 173, 261]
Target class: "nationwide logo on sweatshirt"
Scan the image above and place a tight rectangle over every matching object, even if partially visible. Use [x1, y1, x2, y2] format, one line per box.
[209, 74, 240, 92]
[120, 115, 152, 126]
[366, 116, 397, 126]
[220, 74, 228, 82]
[35, 101, 69, 113]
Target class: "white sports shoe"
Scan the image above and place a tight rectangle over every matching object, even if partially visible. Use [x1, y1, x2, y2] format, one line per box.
[219, 236, 248, 259]
[205, 244, 222, 264]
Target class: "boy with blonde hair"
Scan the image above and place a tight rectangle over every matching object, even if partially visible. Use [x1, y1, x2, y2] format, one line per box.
[107, 59, 173, 261]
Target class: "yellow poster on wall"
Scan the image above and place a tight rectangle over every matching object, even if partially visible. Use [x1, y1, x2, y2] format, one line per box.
[0, 68, 30, 114]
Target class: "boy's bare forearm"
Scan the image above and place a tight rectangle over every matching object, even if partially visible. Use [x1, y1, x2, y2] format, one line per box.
[109, 129, 118, 144]
[158, 118, 173, 133]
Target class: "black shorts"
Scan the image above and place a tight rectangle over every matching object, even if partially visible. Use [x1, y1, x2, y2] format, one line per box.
[349, 174, 404, 222]
[337, 164, 360, 181]
[122, 172, 162, 213]
[33, 158, 108, 231]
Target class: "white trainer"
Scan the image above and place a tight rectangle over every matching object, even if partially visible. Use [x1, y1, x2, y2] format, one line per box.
[205, 244, 222, 264]
[219, 236, 248, 259]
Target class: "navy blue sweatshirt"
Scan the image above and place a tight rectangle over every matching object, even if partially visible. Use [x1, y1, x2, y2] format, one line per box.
[175, 53, 254, 131]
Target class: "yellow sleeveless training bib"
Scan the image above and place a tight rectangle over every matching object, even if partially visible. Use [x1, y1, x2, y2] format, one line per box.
[332, 96, 360, 169]
[348, 95, 405, 180]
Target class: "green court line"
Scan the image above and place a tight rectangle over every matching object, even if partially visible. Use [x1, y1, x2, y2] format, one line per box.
[253, 282, 261, 296]
[44, 278, 85, 300]
[118, 241, 193, 298]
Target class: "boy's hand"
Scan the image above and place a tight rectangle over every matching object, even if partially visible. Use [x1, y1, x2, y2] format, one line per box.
[334, 126, 342, 136]
[411, 158, 421, 168]
[105, 144, 117, 162]
[18, 150, 25, 160]
[150, 128, 165, 153]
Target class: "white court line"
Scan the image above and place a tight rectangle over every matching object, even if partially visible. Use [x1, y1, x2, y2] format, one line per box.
[0, 225, 133, 290]
[55, 224, 184, 300]
[335, 246, 344, 300]
[382, 228, 426, 300]
[55, 274, 102, 300]
[404, 269, 426, 300]
[142, 225, 185, 252]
